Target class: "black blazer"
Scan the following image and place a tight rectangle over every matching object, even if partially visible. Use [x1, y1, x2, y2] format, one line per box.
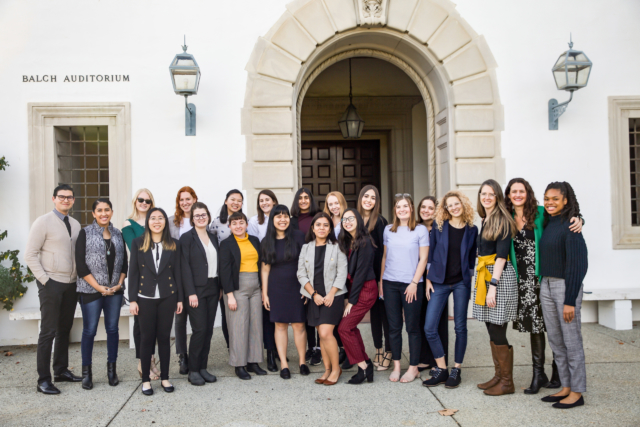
[219, 234, 261, 294]
[369, 215, 387, 282]
[347, 238, 376, 305]
[426, 221, 478, 286]
[180, 228, 220, 298]
[128, 236, 183, 302]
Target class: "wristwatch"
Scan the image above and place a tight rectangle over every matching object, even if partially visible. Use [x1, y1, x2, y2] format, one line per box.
[489, 278, 498, 287]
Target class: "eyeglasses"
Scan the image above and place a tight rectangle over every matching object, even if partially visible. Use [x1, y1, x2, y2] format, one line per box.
[56, 195, 75, 201]
[480, 192, 496, 198]
[446, 202, 462, 210]
[137, 198, 152, 205]
[193, 214, 208, 220]
[395, 193, 411, 198]
[341, 216, 356, 224]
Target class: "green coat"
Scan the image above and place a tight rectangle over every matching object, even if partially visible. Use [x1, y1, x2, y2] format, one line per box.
[509, 205, 544, 280]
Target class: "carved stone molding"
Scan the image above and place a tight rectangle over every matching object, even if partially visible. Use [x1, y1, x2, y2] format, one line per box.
[358, 0, 389, 27]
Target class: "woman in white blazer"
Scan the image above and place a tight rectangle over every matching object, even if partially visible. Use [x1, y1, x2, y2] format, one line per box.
[297, 212, 348, 386]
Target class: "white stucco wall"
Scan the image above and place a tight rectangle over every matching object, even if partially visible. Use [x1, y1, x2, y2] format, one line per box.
[0, 0, 638, 344]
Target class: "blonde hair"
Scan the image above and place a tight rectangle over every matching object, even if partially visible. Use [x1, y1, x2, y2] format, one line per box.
[323, 192, 347, 218]
[477, 179, 516, 241]
[434, 191, 475, 231]
[390, 194, 416, 232]
[128, 188, 155, 221]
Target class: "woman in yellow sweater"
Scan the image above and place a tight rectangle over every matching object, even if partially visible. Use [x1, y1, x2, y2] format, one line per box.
[219, 211, 266, 380]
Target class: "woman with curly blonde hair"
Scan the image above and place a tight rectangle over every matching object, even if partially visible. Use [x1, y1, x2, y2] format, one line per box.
[422, 191, 478, 389]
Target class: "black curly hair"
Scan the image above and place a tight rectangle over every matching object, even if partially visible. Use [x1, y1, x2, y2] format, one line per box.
[543, 181, 581, 227]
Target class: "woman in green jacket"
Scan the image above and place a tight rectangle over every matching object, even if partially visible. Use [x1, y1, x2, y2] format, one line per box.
[122, 188, 159, 380]
[504, 178, 583, 395]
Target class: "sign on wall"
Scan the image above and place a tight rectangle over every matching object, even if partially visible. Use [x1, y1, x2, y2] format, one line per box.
[22, 75, 130, 82]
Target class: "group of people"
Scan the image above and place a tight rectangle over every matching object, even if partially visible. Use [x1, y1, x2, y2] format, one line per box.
[25, 177, 588, 409]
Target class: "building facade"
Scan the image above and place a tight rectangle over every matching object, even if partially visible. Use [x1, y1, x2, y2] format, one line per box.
[0, 0, 639, 344]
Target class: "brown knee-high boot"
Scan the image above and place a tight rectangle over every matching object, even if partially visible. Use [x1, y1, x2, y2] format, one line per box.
[477, 341, 500, 390]
[484, 345, 515, 396]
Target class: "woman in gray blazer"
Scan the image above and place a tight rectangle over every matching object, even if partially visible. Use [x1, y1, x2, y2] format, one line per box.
[297, 212, 348, 386]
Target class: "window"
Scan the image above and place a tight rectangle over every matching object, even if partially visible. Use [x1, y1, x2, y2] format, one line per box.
[56, 126, 110, 227]
[608, 96, 640, 248]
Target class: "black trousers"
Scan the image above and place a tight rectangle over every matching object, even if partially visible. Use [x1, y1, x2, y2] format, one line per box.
[420, 294, 449, 366]
[138, 295, 176, 382]
[370, 297, 391, 352]
[174, 302, 189, 355]
[133, 315, 155, 359]
[36, 279, 77, 383]
[383, 280, 424, 366]
[220, 297, 229, 348]
[262, 307, 276, 350]
[187, 287, 219, 372]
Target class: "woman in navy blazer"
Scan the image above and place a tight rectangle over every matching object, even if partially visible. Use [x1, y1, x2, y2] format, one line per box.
[422, 191, 478, 389]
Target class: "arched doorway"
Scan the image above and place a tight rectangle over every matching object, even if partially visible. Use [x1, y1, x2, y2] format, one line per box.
[241, 0, 503, 214]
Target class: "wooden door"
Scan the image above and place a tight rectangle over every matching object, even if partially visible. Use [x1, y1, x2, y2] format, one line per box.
[301, 140, 380, 210]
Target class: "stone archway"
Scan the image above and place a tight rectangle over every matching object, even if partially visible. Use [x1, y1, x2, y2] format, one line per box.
[241, 0, 503, 214]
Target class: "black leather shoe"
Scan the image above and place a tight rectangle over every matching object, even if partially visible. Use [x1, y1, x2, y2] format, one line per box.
[280, 368, 291, 379]
[246, 363, 267, 375]
[141, 385, 154, 396]
[266, 350, 278, 372]
[305, 349, 313, 363]
[81, 365, 93, 390]
[341, 357, 353, 370]
[541, 394, 569, 403]
[161, 381, 175, 393]
[54, 369, 82, 383]
[235, 367, 252, 380]
[299, 364, 310, 376]
[188, 371, 205, 386]
[339, 347, 346, 364]
[545, 360, 561, 389]
[552, 396, 584, 409]
[199, 369, 217, 383]
[178, 354, 189, 375]
[309, 349, 322, 366]
[107, 362, 119, 386]
[445, 368, 462, 388]
[37, 380, 61, 395]
[422, 367, 449, 387]
[524, 333, 549, 395]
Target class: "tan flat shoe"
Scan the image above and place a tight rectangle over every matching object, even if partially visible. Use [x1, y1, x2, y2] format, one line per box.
[315, 370, 331, 384]
[324, 368, 342, 386]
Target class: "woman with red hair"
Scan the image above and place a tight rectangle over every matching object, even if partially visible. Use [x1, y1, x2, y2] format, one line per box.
[168, 186, 198, 376]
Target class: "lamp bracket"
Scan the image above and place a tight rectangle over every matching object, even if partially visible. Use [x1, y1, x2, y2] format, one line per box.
[184, 95, 196, 136]
[548, 91, 574, 130]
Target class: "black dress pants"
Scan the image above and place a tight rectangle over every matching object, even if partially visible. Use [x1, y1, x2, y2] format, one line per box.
[220, 297, 229, 348]
[174, 302, 189, 355]
[36, 279, 77, 383]
[420, 295, 449, 366]
[133, 315, 155, 359]
[262, 307, 276, 351]
[138, 295, 176, 382]
[187, 286, 219, 372]
[382, 280, 424, 366]
[370, 297, 391, 352]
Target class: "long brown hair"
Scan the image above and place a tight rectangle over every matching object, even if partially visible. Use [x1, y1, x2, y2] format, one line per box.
[256, 189, 278, 225]
[357, 185, 381, 233]
[477, 179, 516, 241]
[434, 191, 475, 231]
[390, 194, 416, 232]
[173, 186, 198, 227]
[416, 196, 438, 225]
[504, 178, 539, 230]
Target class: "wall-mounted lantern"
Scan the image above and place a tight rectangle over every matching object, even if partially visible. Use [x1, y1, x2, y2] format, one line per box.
[169, 36, 201, 136]
[338, 58, 365, 139]
[548, 35, 592, 130]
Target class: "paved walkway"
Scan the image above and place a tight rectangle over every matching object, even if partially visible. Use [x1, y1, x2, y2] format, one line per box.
[0, 321, 638, 427]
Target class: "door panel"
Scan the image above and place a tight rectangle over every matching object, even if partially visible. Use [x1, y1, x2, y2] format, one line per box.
[302, 140, 380, 210]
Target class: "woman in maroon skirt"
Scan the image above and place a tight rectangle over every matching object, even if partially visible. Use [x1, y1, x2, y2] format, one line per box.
[338, 209, 378, 384]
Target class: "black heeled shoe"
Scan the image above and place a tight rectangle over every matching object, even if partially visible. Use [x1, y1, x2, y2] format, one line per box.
[246, 363, 267, 375]
[161, 381, 174, 393]
[280, 368, 291, 379]
[348, 360, 374, 384]
[81, 365, 93, 390]
[235, 366, 252, 380]
[107, 362, 119, 386]
[266, 350, 278, 372]
[545, 360, 561, 389]
[178, 354, 189, 375]
[552, 396, 584, 409]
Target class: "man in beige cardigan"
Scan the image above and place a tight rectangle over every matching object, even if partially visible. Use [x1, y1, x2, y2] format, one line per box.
[25, 184, 82, 394]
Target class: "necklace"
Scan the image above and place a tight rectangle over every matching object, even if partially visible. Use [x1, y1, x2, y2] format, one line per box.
[104, 238, 113, 256]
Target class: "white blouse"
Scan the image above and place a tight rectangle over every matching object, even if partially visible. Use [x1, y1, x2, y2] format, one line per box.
[247, 214, 268, 241]
[203, 239, 218, 278]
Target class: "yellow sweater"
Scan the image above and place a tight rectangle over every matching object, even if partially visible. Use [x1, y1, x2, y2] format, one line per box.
[235, 233, 258, 273]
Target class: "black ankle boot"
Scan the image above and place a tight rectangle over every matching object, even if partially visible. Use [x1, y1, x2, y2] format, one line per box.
[348, 366, 366, 384]
[266, 350, 278, 372]
[178, 354, 189, 375]
[524, 333, 549, 394]
[365, 359, 374, 383]
[107, 362, 119, 386]
[546, 359, 561, 389]
[82, 365, 93, 390]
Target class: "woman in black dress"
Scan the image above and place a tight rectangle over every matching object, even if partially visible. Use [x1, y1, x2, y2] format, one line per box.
[261, 205, 309, 379]
[297, 213, 348, 385]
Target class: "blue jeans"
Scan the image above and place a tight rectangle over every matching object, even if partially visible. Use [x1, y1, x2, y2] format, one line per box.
[424, 281, 470, 364]
[80, 294, 123, 366]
